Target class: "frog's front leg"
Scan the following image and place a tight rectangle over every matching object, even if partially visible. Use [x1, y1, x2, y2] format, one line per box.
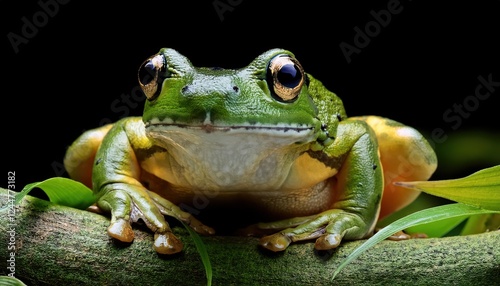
[97, 182, 181, 253]
[92, 119, 214, 254]
[260, 120, 383, 251]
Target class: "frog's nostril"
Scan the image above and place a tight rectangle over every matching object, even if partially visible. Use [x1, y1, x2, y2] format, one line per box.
[181, 85, 190, 93]
[233, 86, 239, 93]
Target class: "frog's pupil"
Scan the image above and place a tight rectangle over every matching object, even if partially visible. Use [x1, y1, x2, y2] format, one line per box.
[139, 61, 156, 85]
[278, 64, 302, 88]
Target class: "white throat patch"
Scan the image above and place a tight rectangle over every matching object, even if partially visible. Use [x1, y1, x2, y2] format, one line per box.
[143, 121, 316, 192]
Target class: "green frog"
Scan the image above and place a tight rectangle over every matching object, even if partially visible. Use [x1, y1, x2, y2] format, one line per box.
[64, 48, 437, 254]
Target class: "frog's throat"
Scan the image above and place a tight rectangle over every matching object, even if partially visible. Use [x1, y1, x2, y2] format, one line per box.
[143, 122, 317, 192]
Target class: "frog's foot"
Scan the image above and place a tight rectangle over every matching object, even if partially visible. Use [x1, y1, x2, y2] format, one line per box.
[238, 216, 315, 237]
[86, 204, 103, 214]
[97, 185, 214, 255]
[258, 209, 373, 252]
[385, 230, 428, 241]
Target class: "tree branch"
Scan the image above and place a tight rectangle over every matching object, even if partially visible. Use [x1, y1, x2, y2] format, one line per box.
[1, 188, 499, 285]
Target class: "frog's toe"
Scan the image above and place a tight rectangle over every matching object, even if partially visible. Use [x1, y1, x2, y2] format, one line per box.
[386, 230, 427, 241]
[97, 189, 137, 243]
[259, 233, 292, 252]
[186, 219, 215, 235]
[154, 232, 183, 255]
[387, 230, 411, 241]
[108, 217, 135, 243]
[314, 233, 342, 250]
[311, 212, 370, 250]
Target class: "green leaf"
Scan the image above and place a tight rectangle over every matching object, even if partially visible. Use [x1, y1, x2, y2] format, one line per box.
[404, 215, 468, 238]
[331, 203, 500, 281]
[13, 177, 95, 210]
[377, 193, 466, 238]
[0, 276, 28, 285]
[376, 193, 447, 228]
[181, 221, 212, 286]
[460, 213, 500, 235]
[395, 165, 500, 211]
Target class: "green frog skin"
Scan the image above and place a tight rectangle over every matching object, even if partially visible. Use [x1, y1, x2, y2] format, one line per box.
[64, 48, 437, 254]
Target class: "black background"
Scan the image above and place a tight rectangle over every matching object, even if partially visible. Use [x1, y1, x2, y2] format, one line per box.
[2, 0, 500, 190]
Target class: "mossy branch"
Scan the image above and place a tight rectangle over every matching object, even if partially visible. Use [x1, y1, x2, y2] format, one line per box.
[0, 188, 499, 286]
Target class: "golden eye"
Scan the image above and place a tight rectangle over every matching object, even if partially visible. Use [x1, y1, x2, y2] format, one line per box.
[138, 54, 167, 100]
[267, 55, 305, 102]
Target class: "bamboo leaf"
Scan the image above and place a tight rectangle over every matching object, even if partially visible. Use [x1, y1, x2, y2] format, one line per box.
[395, 165, 500, 211]
[331, 203, 500, 281]
[13, 177, 95, 210]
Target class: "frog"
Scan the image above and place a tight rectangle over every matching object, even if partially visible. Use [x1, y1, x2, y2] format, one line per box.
[63, 48, 437, 254]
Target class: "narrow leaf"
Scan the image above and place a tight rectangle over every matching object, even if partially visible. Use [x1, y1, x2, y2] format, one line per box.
[181, 221, 212, 286]
[395, 165, 500, 211]
[14, 177, 95, 210]
[378, 193, 464, 238]
[331, 203, 500, 281]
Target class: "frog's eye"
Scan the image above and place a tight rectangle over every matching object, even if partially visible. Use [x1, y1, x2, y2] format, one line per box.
[138, 54, 167, 100]
[267, 55, 305, 102]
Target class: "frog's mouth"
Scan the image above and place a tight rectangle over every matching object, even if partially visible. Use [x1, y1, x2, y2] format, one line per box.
[144, 117, 316, 137]
[146, 122, 315, 135]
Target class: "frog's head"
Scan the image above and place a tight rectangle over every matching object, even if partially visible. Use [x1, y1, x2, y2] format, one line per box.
[138, 48, 339, 151]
